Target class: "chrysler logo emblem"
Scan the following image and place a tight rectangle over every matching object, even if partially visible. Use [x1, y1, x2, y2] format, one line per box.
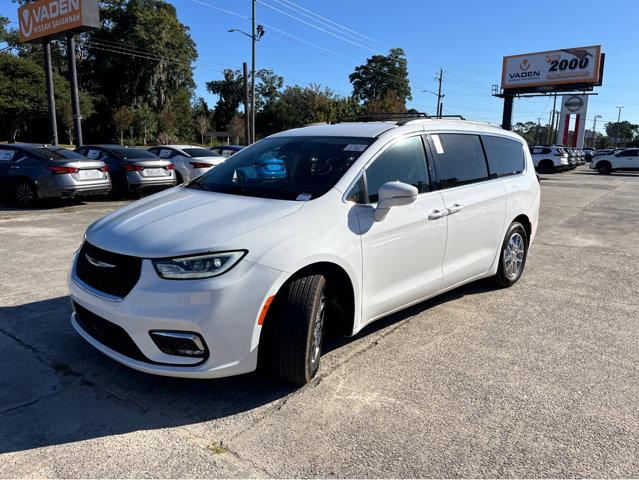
[85, 253, 115, 268]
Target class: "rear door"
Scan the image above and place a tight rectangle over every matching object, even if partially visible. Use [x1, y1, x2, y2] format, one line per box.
[427, 133, 506, 288]
[0, 147, 19, 195]
[615, 149, 639, 169]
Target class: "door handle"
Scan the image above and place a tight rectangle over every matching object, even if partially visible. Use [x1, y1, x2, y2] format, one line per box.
[447, 204, 463, 215]
[428, 209, 448, 220]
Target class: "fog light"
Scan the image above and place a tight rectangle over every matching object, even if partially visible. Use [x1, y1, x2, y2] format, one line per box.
[149, 331, 208, 358]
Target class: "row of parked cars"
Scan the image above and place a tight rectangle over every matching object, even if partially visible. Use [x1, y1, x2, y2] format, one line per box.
[0, 143, 244, 207]
[528, 145, 594, 174]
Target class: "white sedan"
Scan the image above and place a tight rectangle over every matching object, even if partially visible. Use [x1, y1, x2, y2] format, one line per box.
[148, 145, 225, 183]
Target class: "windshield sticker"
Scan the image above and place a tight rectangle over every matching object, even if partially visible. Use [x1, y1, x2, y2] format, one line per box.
[159, 149, 172, 158]
[296, 193, 312, 201]
[86, 149, 100, 159]
[0, 150, 15, 161]
[432, 135, 444, 154]
[343, 144, 367, 152]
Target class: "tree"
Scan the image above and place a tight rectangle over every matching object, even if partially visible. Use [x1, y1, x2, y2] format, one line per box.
[112, 106, 134, 145]
[349, 48, 412, 108]
[605, 121, 639, 146]
[0, 52, 47, 141]
[157, 106, 177, 144]
[133, 104, 157, 147]
[195, 114, 209, 145]
[362, 90, 406, 115]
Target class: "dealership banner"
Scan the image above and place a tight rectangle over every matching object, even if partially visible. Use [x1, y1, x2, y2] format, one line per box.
[18, 0, 100, 43]
[501, 46, 602, 90]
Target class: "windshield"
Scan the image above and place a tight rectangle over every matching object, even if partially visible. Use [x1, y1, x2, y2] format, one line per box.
[183, 148, 220, 158]
[187, 136, 374, 200]
[35, 147, 85, 160]
[110, 147, 158, 159]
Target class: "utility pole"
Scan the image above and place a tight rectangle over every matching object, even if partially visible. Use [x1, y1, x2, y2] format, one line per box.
[251, 0, 256, 144]
[548, 93, 558, 145]
[43, 39, 58, 146]
[435, 69, 444, 118]
[614, 106, 624, 147]
[591, 115, 602, 149]
[243, 62, 250, 146]
[66, 34, 83, 147]
[535, 117, 542, 145]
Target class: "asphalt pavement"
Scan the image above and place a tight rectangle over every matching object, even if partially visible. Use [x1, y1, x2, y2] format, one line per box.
[1, 166, 638, 477]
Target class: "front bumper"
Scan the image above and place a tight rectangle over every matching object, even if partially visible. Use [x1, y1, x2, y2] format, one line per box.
[68, 252, 283, 378]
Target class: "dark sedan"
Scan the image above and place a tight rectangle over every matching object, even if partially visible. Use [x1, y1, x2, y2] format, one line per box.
[75, 145, 176, 197]
[0, 144, 111, 208]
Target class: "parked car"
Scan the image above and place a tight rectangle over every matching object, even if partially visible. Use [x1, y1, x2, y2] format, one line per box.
[69, 119, 540, 384]
[75, 145, 176, 196]
[211, 145, 244, 158]
[529, 145, 569, 173]
[583, 148, 595, 161]
[147, 145, 224, 184]
[562, 147, 578, 168]
[0, 143, 110, 208]
[591, 148, 639, 174]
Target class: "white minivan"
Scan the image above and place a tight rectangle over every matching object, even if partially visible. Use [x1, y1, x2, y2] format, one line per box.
[69, 119, 540, 384]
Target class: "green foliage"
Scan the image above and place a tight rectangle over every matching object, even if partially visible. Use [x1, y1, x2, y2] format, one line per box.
[0, 52, 47, 141]
[513, 121, 551, 146]
[604, 121, 639, 144]
[349, 48, 412, 108]
[112, 106, 134, 145]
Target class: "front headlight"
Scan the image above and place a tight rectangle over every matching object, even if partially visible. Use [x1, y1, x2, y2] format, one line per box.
[153, 250, 247, 279]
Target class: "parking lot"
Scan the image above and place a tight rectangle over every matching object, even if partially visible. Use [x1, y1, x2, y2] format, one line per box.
[1, 166, 638, 477]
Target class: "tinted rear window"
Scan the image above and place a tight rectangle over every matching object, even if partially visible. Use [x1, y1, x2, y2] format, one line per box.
[110, 147, 158, 159]
[482, 136, 525, 178]
[430, 134, 488, 188]
[34, 148, 85, 160]
[183, 148, 220, 158]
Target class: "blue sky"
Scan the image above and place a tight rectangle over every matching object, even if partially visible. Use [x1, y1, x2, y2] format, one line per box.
[3, 0, 638, 132]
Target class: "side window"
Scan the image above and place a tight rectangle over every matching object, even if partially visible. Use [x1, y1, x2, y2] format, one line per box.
[346, 176, 365, 203]
[482, 136, 525, 178]
[619, 150, 638, 157]
[364, 136, 430, 203]
[542, 147, 552, 154]
[430, 134, 488, 188]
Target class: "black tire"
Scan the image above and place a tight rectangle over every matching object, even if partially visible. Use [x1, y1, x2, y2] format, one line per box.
[538, 160, 555, 174]
[596, 162, 611, 175]
[175, 171, 184, 185]
[14, 181, 37, 208]
[493, 222, 529, 288]
[268, 274, 327, 384]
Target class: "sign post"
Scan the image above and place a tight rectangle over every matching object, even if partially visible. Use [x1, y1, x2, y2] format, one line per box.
[18, 0, 100, 146]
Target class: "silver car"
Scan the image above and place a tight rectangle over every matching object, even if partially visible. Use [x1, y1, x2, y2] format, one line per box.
[148, 145, 224, 184]
[0, 144, 111, 208]
[76, 145, 176, 197]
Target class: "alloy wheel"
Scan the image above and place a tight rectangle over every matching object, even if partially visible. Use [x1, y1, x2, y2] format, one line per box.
[504, 232, 525, 280]
[310, 291, 326, 371]
[15, 183, 35, 208]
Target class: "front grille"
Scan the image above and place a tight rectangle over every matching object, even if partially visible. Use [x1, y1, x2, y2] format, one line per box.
[76, 241, 142, 298]
[73, 302, 147, 362]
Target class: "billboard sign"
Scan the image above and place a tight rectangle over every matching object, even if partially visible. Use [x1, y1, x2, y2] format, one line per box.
[18, 0, 100, 43]
[501, 45, 602, 91]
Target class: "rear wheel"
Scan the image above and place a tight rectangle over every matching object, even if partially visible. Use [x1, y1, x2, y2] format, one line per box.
[538, 160, 555, 174]
[493, 222, 528, 288]
[268, 274, 327, 384]
[14, 181, 37, 208]
[596, 162, 612, 175]
[175, 171, 184, 185]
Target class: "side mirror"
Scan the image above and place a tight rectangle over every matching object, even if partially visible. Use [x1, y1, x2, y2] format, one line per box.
[374, 181, 418, 221]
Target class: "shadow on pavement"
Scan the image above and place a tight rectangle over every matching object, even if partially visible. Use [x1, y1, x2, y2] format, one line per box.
[0, 279, 496, 454]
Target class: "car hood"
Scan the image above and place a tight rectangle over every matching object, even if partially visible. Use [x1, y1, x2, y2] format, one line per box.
[85, 187, 305, 257]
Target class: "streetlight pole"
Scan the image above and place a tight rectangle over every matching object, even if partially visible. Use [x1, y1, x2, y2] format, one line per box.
[614, 106, 624, 147]
[592, 115, 602, 149]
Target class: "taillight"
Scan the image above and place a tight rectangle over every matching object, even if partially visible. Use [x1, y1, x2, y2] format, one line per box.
[100, 165, 109, 172]
[189, 162, 212, 169]
[124, 164, 144, 171]
[166, 163, 174, 170]
[46, 166, 79, 174]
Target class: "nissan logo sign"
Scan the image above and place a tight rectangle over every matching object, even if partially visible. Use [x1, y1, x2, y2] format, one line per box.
[565, 96, 585, 112]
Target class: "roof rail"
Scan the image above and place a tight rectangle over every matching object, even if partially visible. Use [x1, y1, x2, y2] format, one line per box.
[334, 112, 431, 124]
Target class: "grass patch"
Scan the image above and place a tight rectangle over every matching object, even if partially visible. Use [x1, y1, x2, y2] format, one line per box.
[207, 441, 228, 454]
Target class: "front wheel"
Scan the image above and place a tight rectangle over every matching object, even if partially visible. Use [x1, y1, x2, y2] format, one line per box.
[493, 222, 528, 288]
[268, 274, 327, 384]
[596, 162, 611, 175]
